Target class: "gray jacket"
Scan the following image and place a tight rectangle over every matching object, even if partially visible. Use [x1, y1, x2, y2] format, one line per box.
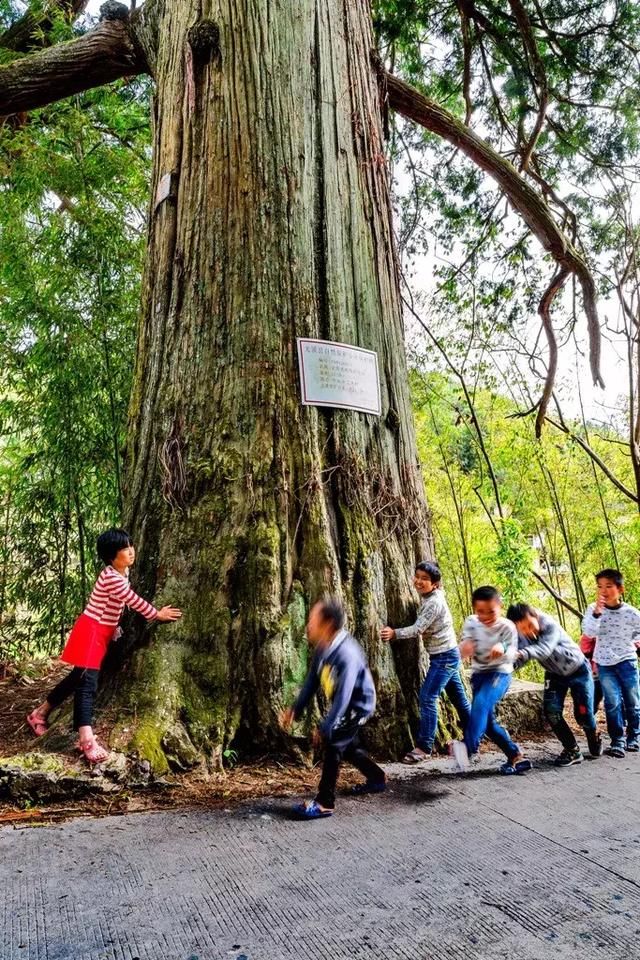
[516, 611, 585, 677]
[394, 589, 458, 655]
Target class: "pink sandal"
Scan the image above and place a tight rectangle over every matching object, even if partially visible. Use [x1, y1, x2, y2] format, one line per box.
[79, 739, 110, 765]
[26, 711, 48, 737]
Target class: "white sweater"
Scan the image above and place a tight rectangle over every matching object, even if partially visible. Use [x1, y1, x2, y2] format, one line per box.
[461, 615, 516, 674]
[582, 602, 640, 667]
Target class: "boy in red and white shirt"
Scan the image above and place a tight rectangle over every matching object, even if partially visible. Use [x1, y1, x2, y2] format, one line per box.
[27, 528, 181, 763]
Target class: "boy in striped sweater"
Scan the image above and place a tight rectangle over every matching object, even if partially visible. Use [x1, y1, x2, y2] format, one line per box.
[26, 528, 181, 763]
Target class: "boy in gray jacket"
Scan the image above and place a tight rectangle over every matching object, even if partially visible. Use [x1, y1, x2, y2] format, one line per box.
[381, 561, 470, 764]
[507, 604, 601, 765]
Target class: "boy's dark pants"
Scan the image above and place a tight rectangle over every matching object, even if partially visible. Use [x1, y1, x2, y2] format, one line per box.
[316, 717, 384, 809]
[543, 662, 597, 751]
[47, 667, 99, 730]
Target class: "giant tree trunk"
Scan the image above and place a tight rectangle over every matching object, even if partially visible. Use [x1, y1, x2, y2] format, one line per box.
[104, 0, 433, 772]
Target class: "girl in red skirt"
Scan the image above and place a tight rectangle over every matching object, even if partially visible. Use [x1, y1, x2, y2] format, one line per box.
[26, 528, 181, 764]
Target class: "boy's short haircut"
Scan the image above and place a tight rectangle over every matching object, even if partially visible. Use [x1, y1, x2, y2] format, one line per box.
[595, 568, 623, 588]
[316, 596, 345, 632]
[472, 585, 501, 605]
[97, 528, 132, 565]
[506, 603, 535, 622]
[415, 560, 441, 583]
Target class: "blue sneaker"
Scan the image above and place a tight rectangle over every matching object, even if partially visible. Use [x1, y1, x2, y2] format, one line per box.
[626, 740, 639, 753]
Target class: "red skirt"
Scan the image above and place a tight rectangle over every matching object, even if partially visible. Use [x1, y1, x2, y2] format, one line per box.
[60, 614, 117, 670]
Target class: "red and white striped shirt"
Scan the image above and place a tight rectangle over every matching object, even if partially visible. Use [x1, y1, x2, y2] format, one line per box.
[83, 566, 157, 627]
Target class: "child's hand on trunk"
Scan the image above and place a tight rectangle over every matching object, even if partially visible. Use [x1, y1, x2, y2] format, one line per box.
[156, 606, 182, 622]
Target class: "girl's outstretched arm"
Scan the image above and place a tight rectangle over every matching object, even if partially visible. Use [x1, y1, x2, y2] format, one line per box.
[106, 570, 157, 619]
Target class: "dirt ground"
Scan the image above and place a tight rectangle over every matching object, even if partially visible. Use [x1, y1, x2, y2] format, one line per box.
[0, 658, 69, 756]
[0, 658, 353, 826]
[0, 656, 602, 829]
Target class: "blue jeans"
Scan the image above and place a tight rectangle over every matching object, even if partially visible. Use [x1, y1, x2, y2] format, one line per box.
[417, 648, 471, 751]
[543, 661, 596, 752]
[464, 671, 518, 761]
[598, 659, 640, 748]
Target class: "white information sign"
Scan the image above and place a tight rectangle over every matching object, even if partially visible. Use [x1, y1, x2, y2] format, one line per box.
[297, 338, 381, 416]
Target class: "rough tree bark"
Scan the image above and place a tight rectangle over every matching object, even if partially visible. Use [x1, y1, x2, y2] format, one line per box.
[96, 0, 433, 771]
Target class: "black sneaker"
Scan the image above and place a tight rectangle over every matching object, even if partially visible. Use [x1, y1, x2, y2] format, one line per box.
[555, 748, 583, 767]
[607, 745, 626, 758]
[586, 731, 603, 757]
[626, 740, 639, 753]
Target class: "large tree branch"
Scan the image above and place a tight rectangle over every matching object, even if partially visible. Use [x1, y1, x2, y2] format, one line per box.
[546, 414, 639, 504]
[0, 0, 89, 54]
[0, 7, 147, 116]
[507, 0, 549, 171]
[534, 266, 567, 437]
[456, 0, 474, 124]
[383, 68, 605, 392]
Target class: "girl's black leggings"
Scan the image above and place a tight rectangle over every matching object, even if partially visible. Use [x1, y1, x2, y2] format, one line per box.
[47, 667, 100, 730]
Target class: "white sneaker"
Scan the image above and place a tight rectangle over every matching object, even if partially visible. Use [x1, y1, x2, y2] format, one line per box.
[451, 740, 470, 773]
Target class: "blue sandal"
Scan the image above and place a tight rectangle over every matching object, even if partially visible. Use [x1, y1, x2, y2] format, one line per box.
[500, 758, 533, 775]
[515, 758, 533, 773]
[293, 800, 334, 819]
[350, 781, 386, 796]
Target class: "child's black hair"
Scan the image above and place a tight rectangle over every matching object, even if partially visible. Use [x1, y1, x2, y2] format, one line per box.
[471, 585, 501, 605]
[595, 568, 624, 588]
[97, 528, 132, 565]
[415, 560, 441, 584]
[506, 603, 535, 622]
[315, 596, 345, 632]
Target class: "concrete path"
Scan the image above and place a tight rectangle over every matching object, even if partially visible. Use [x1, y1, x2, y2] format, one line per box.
[2, 741, 640, 960]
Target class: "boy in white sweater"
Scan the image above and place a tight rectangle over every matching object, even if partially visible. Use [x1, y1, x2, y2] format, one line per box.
[450, 586, 531, 775]
[582, 568, 640, 758]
